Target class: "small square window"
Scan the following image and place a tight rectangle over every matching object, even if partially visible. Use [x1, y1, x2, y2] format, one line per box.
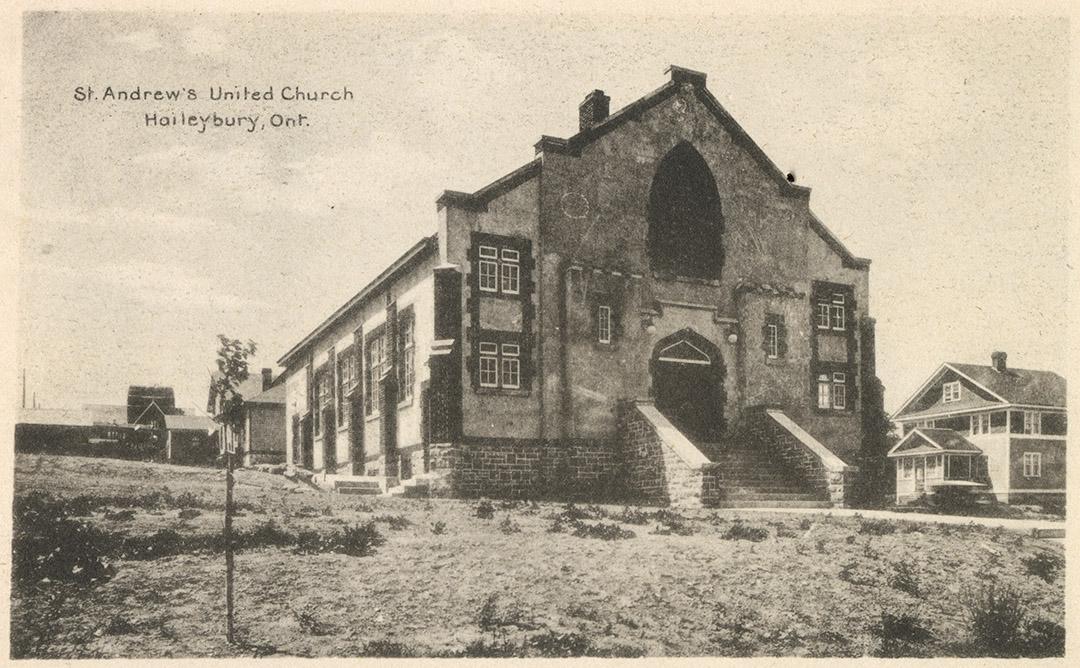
[942, 381, 961, 403]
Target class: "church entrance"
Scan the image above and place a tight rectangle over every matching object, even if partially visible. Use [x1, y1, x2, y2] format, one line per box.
[651, 329, 726, 441]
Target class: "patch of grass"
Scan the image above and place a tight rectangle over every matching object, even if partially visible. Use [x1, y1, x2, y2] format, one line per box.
[572, 521, 635, 541]
[887, 561, 921, 597]
[360, 639, 414, 657]
[963, 583, 1040, 657]
[527, 629, 593, 657]
[459, 637, 520, 657]
[1022, 552, 1062, 583]
[13, 492, 116, 586]
[476, 593, 527, 632]
[474, 499, 495, 520]
[721, 521, 768, 543]
[431, 520, 447, 535]
[373, 514, 411, 530]
[498, 515, 522, 534]
[293, 605, 335, 636]
[859, 518, 896, 535]
[711, 599, 760, 655]
[874, 612, 934, 657]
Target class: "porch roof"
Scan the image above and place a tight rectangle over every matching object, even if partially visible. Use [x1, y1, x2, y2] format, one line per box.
[887, 428, 982, 458]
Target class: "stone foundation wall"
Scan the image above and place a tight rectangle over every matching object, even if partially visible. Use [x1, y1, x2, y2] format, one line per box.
[435, 438, 621, 499]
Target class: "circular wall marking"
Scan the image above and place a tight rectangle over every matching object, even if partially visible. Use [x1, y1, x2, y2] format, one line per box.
[561, 192, 590, 219]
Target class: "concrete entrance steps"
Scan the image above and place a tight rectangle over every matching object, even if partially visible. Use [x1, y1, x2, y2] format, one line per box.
[698, 441, 829, 507]
[385, 472, 443, 498]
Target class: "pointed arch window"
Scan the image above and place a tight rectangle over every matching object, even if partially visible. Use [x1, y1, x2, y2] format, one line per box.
[647, 142, 724, 280]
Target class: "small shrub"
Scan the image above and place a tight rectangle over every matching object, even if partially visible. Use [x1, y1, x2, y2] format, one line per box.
[1021, 619, 1065, 657]
[178, 508, 201, 520]
[461, 637, 520, 657]
[616, 506, 650, 525]
[572, 521, 635, 541]
[651, 509, 695, 536]
[336, 522, 386, 556]
[888, 561, 921, 597]
[431, 520, 447, 535]
[859, 518, 897, 535]
[798, 518, 813, 531]
[964, 583, 1026, 657]
[566, 602, 602, 622]
[373, 514, 411, 530]
[1022, 552, 1063, 583]
[12, 492, 116, 586]
[474, 499, 496, 520]
[360, 639, 414, 657]
[120, 529, 185, 560]
[528, 629, 592, 657]
[173, 491, 201, 508]
[874, 612, 933, 657]
[294, 605, 334, 635]
[498, 515, 522, 535]
[476, 593, 525, 632]
[103, 615, 138, 635]
[721, 521, 768, 542]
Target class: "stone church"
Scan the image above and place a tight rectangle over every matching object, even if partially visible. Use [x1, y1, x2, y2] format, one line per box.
[278, 66, 877, 507]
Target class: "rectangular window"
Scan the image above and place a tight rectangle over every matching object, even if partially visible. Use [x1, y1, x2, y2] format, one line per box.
[336, 353, 347, 427]
[501, 344, 520, 389]
[816, 303, 831, 329]
[1023, 452, 1042, 477]
[365, 333, 385, 415]
[598, 305, 612, 344]
[1023, 411, 1041, 434]
[832, 373, 847, 409]
[817, 374, 831, 409]
[397, 310, 415, 401]
[942, 381, 961, 403]
[902, 459, 913, 480]
[830, 293, 846, 330]
[765, 323, 778, 358]
[970, 413, 990, 435]
[478, 342, 499, 387]
[500, 249, 520, 294]
[478, 245, 499, 293]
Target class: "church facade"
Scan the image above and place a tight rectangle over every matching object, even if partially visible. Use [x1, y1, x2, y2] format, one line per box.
[278, 66, 877, 507]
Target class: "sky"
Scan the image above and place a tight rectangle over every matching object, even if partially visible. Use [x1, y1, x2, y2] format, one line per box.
[16, 10, 1070, 415]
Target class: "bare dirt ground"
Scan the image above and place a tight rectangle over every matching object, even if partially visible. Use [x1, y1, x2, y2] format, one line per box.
[10, 454, 1065, 658]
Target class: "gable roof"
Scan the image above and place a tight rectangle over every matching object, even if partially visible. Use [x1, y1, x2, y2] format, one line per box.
[948, 363, 1065, 408]
[164, 414, 217, 432]
[888, 428, 982, 457]
[277, 234, 438, 368]
[437, 65, 869, 270]
[894, 361, 1066, 419]
[246, 383, 285, 405]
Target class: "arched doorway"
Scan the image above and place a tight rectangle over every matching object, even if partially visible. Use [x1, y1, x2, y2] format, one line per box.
[647, 142, 724, 280]
[650, 328, 726, 441]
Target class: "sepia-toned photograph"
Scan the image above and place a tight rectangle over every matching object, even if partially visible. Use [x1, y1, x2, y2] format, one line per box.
[6, 4, 1072, 660]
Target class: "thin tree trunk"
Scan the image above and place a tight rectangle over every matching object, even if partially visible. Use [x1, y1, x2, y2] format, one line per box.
[225, 447, 235, 643]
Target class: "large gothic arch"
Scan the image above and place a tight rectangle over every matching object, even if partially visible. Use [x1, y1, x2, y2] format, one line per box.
[647, 142, 725, 280]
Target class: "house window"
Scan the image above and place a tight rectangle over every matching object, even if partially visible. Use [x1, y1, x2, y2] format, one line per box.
[478, 246, 499, 293]
[500, 249, 520, 294]
[1023, 452, 1042, 478]
[336, 351, 348, 427]
[817, 371, 848, 410]
[1023, 411, 1041, 435]
[765, 324, 779, 358]
[598, 306, 612, 344]
[364, 331, 386, 416]
[942, 381, 961, 403]
[397, 309, 415, 401]
[478, 342, 499, 387]
[815, 290, 847, 331]
[474, 236, 527, 297]
[816, 303, 831, 329]
[478, 341, 521, 390]
[830, 293, 846, 330]
[817, 374, 831, 409]
[832, 373, 847, 409]
[902, 459, 913, 480]
[501, 344, 521, 389]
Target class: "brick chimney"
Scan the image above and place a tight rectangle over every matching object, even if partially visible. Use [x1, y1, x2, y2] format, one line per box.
[261, 368, 273, 391]
[579, 90, 610, 131]
[991, 351, 1007, 373]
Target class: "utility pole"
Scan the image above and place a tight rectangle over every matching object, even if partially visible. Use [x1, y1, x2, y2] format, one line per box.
[22, 369, 26, 409]
[225, 432, 235, 644]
